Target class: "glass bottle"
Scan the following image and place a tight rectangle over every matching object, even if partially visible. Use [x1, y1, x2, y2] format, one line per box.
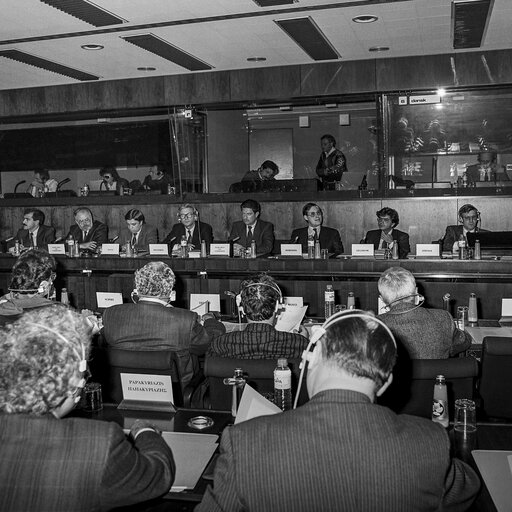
[314, 239, 321, 259]
[274, 358, 292, 411]
[468, 293, 478, 323]
[474, 239, 481, 260]
[347, 291, 356, 310]
[324, 285, 335, 319]
[61, 288, 69, 306]
[180, 235, 188, 258]
[458, 235, 467, 260]
[201, 240, 207, 258]
[66, 234, 74, 257]
[432, 375, 449, 428]
[307, 234, 314, 259]
[251, 240, 256, 258]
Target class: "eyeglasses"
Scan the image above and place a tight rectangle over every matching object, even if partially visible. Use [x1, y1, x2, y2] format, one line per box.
[462, 215, 478, 221]
[178, 213, 194, 220]
[76, 218, 91, 225]
[102, 175, 112, 180]
[307, 212, 322, 217]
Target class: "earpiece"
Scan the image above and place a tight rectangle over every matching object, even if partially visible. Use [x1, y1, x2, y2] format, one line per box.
[169, 290, 176, 302]
[236, 282, 284, 316]
[383, 293, 425, 313]
[130, 289, 139, 304]
[38, 281, 48, 294]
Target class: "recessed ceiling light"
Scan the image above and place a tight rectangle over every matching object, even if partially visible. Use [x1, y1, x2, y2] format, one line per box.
[247, 57, 267, 62]
[437, 88, 447, 97]
[369, 46, 390, 52]
[353, 15, 378, 23]
[137, 67, 156, 71]
[81, 44, 104, 51]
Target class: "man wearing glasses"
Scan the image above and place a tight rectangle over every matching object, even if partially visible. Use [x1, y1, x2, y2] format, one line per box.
[441, 203, 489, 253]
[289, 203, 344, 257]
[163, 204, 213, 254]
[66, 208, 108, 253]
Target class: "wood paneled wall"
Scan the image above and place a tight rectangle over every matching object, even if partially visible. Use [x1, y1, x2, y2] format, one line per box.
[2, 49, 512, 119]
[1, 195, 509, 250]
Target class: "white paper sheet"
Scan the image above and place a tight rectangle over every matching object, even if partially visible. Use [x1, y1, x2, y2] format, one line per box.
[235, 384, 282, 424]
[275, 305, 308, 333]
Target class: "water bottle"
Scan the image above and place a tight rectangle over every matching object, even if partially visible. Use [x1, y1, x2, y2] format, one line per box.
[125, 242, 133, 257]
[443, 293, 451, 314]
[274, 358, 292, 411]
[180, 235, 188, 258]
[73, 241, 80, 258]
[314, 240, 321, 259]
[61, 288, 69, 306]
[307, 234, 314, 259]
[324, 284, 335, 319]
[66, 234, 74, 257]
[458, 235, 467, 260]
[391, 242, 399, 260]
[432, 375, 449, 428]
[347, 291, 356, 310]
[468, 293, 478, 323]
[474, 239, 481, 260]
[201, 240, 207, 258]
[13, 240, 20, 256]
[251, 240, 256, 258]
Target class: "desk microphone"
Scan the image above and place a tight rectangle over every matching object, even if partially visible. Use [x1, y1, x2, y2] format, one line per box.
[290, 236, 299, 243]
[14, 180, 26, 194]
[53, 237, 64, 243]
[57, 178, 70, 190]
[168, 236, 177, 244]
[109, 236, 119, 243]
[230, 236, 240, 243]
[3, 236, 14, 243]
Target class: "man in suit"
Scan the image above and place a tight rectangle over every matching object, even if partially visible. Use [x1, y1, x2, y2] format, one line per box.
[143, 164, 172, 194]
[163, 203, 213, 253]
[363, 206, 410, 259]
[101, 261, 225, 387]
[378, 266, 471, 359]
[441, 203, 488, 253]
[197, 310, 479, 512]
[121, 208, 158, 253]
[289, 202, 343, 257]
[229, 199, 274, 257]
[0, 306, 175, 512]
[66, 207, 108, 252]
[14, 208, 55, 249]
[315, 133, 347, 190]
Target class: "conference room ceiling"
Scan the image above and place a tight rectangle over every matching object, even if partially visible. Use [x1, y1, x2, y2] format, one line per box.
[0, 0, 510, 91]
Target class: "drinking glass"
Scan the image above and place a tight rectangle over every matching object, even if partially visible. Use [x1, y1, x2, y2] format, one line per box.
[82, 382, 103, 412]
[457, 306, 468, 330]
[453, 399, 477, 459]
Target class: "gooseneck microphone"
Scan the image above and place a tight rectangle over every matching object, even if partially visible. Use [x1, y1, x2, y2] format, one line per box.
[14, 180, 26, 194]
[57, 178, 70, 190]
[229, 236, 240, 243]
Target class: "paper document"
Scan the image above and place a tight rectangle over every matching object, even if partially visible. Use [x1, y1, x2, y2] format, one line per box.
[465, 326, 512, 345]
[275, 305, 308, 333]
[235, 384, 282, 425]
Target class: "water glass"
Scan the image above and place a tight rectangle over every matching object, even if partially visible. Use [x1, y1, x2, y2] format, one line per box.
[457, 306, 468, 330]
[82, 382, 103, 412]
[453, 399, 477, 459]
[321, 249, 329, 259]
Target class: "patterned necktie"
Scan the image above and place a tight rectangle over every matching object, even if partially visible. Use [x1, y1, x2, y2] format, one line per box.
[247, 226, 253, 246]
[187, 229, 193, 244]
[131, 233, 137, 247]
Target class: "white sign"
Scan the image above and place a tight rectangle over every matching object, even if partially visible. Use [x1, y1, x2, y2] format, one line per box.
[149, 244, 169, 255]
[190, 293, 221, 313]
[209, 243, 230, 256]
[351, 244, 374, 257]
[96, 292, 123, 308]
[121, 373, 173, 403]
[101, 243, 119, 255]
[48, 244, 66, 255]
[398, 96, 408, 105]
[188, 250, 200, 259]
[409, 94, 441, 105]
[416, 244, 440, 257]
[280, 244, 302, 257]
[284, 296, 304, 307]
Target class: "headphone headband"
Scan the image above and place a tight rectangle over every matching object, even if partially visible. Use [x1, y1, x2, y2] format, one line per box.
[239, 282, 283, 302]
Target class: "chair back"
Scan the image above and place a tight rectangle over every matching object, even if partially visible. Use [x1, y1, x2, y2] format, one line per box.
[204, 356, 308, 410]
[379, 357, 478, 419]
[480, 336, 512, 419]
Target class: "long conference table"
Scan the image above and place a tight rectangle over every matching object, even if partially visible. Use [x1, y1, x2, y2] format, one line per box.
[2, 254, 512, 318]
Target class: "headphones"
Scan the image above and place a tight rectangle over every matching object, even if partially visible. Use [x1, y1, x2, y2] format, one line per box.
[9, 272, 56, 297]
[381, 293, 425, 314]
[131, 288, 176, 304]
[235, 282, 284, 309]
[294, 310, 397, 409]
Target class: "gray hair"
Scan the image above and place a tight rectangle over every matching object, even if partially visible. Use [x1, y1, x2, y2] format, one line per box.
[378, 267, 416, 305]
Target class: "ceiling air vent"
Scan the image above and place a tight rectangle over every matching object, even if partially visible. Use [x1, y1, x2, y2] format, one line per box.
[451, 0, 494, 49]
[253, 0, 295, 5]
[40, 0, 125, 27]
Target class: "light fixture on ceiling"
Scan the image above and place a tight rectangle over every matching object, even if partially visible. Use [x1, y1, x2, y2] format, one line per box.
[451, 0, 493, 49]
[252, 0, 294, 5]
[137, 67, 156, 71]
[352, 15, 378, 24]
[247, 57, 267, 62]
[81, 44, 104, 51]
[40, 0, 125, 27]
[369, 46, 389, 52]
[437, 88, 447, 97]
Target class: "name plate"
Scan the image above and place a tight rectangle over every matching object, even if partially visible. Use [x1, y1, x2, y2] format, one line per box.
[188, 250, 200, 259]
[280, 244, 302, 257]
[48, 244, 66, 255]
[416, 244, 440, 257]
[96, 292, 123, 308]
[121, 373, 174, 403]
[209, 243, 230, 256]
[149, 243, 169, 256]
[190, 293, 221, 312]
[101, 243, 120, 255]
[351, 244, 374, 257]
[284, 296, 304, 307]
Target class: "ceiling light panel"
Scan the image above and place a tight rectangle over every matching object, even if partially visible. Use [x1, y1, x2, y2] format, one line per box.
[275, 17, 339, 61]
[40, 0, 125, 27]
[122, 34, 212, 71]
[452, 0, 493, 49]
[253, 0, 295, 6]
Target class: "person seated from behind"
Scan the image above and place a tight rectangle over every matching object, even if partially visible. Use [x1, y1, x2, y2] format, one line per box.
[27, 169, 58, 196]
[66, 207, 108, 253]
[11, 209, 56, 251]
[101, 262, 225, 387]
[229, 199, 274, 257]
[363, 207, 410, 259]
[0, 248, 57, 327]
[241, 160, 279, 183]
[163, 203, 213, 254]
[289, 202, 344, 257]
[99, 166, 130, 195]
[208, 273, 308, 359]
[378, 267, 470, 358]
[197, 310, 479, 512]
[143, 165, 172, 194]
[0, 306, 175, 511]
[121, 209, 158, 253]
[441, 203, 489, 254]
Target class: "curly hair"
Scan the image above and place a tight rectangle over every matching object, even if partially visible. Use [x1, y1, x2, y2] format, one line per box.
[0, 306, 91, 415]
[376, 207, 399, 227]
[240, 273, 282, 321]
[9, 248, 56, 293]
[134, 261, 175, 297]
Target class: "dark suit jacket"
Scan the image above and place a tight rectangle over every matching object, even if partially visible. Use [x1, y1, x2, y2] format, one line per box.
[197, 389, 479, 512]
[120, 224, 158, 252]
[163, 221, 213, 249]
[66, 220, 108, 245]
[442, 225, 489, 252]
[229, 219, 274, 256]
[100, 178, 130, 195]
[101, 301, 225, 387]
[0, 414, 174, 512]
[289, 226, 344, 256]
[14, 224, 56, 248]
[364, 228, 410, 259]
